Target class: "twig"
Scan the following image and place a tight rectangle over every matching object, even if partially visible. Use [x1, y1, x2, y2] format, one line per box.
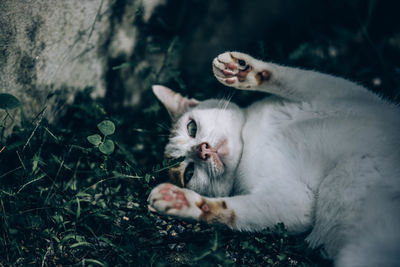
[5, 110, 14, 124]
[156, 36, 179, 81]
[15, 150, 26, 170]
[72, 156, 82, 180]
[22, 106, 47, 152]
[15, 173, 47, 195]
[152, 160, 182, 173]
[43, 127, 59, 142]
[41, 245, 52, 267]
[79, 175, 142, 194]
[87, 0, 105, 42]
[0, 166, 23, 179]
[17, 206, 55, 215]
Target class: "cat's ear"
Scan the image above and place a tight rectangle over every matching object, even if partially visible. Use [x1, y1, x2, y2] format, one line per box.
[152, 85, 199, 119]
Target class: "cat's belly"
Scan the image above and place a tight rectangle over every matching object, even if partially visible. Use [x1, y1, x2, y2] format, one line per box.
[236, 97, 400, 194]
[237, 98, 342, 193]
[236, 99, 313, 192]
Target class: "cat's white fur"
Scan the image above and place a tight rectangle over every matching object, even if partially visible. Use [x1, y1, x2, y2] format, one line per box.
[149, 52, 400, 266]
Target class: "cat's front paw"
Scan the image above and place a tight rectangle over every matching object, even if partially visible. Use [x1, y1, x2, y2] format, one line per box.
[148, 183, 203, 220]
[212, 52, 271, 89]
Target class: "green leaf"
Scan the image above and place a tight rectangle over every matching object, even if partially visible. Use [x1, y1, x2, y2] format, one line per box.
[144, 173, 151, 183]
[76, 192, 92, 198]
[288, 43, 309, 61]
[69, 241, 93, 248]
[76, 197, 81, 219]
[61, 234, 85, 243]
[0, 93, 20, 109]
[81, 259, 107, 267]
[8, 228, 18, 234]
[97, 120, 115, 136]
[277, 254, 287, 261]
[87, 134, 102, 146]
[99, 139, 115, 155]
[98, 236, 115, 247]
[112, 62, 131, 70]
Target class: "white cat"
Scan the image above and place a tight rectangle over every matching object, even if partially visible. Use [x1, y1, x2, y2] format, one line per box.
[148, 51, 400, 266]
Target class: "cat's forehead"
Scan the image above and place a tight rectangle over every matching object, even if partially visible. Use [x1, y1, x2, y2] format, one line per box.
[173, 99, 237, 126]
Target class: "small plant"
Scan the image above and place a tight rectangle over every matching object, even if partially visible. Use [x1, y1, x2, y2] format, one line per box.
[0, 93, 20, 124]
[87, 120, 116, 155]
[0, 93, 20, 110]
[0, 93, 21, 141]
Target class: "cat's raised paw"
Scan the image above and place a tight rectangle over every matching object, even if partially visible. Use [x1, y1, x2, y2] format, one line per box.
[148, 183, 203, 220]
[212, 51, 271, 89]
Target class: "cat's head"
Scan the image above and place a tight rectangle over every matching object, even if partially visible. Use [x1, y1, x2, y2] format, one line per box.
[153, 85, 244, 197]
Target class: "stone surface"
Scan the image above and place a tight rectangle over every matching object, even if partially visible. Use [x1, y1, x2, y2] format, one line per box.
[0, 0, 168, 133]
[0, 0, 112, 121]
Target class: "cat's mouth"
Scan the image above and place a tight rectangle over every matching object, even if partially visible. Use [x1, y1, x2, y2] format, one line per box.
[195, 139, 229, 176]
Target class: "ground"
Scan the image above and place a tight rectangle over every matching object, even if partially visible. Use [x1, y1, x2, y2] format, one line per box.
[1, 0, 399, 266]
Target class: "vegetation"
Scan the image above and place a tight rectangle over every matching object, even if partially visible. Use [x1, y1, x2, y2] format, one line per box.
[0, 90, 329, 266]
[1, 0, 399, 266]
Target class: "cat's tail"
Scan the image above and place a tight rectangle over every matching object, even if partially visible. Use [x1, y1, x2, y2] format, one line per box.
[336, 184, 400, 267]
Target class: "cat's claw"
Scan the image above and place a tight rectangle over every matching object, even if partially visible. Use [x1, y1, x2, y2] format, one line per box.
[213, 51, 271, 89]
[148, 183, 202, 220]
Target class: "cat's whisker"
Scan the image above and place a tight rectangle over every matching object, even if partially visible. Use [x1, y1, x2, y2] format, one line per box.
[222, 92, 234, 112]
[217, 91, 234, 111]
[157, 122, 173, 132]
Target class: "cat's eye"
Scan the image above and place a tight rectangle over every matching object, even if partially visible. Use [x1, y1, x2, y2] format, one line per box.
[184, 162, 194, 185]
[187, 119, 197, 138]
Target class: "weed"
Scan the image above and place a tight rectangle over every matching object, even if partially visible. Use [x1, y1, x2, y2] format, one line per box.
[0, 90, 330, 266]
[87, 120, 116, 155]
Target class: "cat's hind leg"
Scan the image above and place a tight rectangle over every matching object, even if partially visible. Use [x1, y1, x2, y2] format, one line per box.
[335, 186, 400, 267]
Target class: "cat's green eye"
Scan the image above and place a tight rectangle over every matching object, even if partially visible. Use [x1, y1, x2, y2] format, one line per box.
[187, 119, 197, 138]
[184, 162, 195, 185]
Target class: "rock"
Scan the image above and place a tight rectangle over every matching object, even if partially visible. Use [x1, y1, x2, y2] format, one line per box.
[176, 224, 185, 234]
[0, 0, 111, 120]
[175, 242, 185, 252]
[158, 230, 168, 236]
[167, 243, 176, 250]
[0, 0, 167, 134]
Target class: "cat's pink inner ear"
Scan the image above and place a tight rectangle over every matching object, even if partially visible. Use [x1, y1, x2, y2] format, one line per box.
[152, 85, 199, 118]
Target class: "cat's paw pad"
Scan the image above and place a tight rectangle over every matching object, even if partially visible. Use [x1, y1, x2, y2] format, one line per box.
[148, 183, 202, 220]
[212, 52, 271, 89]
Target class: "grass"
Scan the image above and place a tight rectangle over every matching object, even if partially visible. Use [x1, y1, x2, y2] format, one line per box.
[0, 90, 330, 266]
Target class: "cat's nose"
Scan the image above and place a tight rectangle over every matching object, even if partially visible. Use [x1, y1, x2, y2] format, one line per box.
[197, 142, 213, 160]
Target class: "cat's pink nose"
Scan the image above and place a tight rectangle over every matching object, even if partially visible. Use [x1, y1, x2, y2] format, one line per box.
[197, 142, 213, 160]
